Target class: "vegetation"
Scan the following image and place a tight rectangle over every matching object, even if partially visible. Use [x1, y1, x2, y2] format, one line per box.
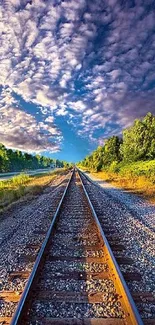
[78, 113, 155, 202]
[78, 113, 155, 172]
[120, 113, 155, 162]
[0, 169, 67, 211]
[0, 144, 71, 173]
[92, 161, 155, 203]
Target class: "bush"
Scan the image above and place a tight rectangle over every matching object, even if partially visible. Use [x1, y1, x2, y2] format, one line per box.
[109, 161, 120, 173]
[119, 160, 155, 182]
[11, 174, 30, 186]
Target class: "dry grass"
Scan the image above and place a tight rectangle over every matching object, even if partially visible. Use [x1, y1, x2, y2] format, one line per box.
[0, 169, 66, 210]
[92, 171, 155, 204]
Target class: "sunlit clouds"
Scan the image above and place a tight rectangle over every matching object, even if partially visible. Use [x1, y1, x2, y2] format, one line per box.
[0, 0, 155, 154]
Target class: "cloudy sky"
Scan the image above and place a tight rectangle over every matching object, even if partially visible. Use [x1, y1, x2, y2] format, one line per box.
[0, 0, 155, 162]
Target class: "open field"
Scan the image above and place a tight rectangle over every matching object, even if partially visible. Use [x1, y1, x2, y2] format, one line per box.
[0, 168, 67, 211]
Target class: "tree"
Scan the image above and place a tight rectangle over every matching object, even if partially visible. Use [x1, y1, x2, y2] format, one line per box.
[92, 146, 104, 171]
[79, 113, 155, 170]
[102, 136, 122, 166]
[0, 144, 9, 172]
[120, 113, 155, 162]
[0, 143, 67, 172]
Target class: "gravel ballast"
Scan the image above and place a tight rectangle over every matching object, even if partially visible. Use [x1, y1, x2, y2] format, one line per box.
[81, 172, 155, 319]
[0, 169, 154, 322]
[0, 172, 70, 316]
[25, 171, 125, 322]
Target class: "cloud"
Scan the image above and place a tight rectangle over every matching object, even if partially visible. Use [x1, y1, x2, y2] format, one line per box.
[108, 69, 121, 81]
[45, 116, 54, 123]
[0, 0, 155, 151]
[0, 92, 61, 153]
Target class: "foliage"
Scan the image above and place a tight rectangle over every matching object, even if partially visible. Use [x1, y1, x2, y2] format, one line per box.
[109, 161, 120, 173]
[120, 112, 155, 162]
[78, 136, 122, 171]
[0, 144, 71, 173]
[78, 113, 155, 172]
[119, 160, 155, 182]
[103, 136, 122, 166]
[0, 144, 9, 172]
[11, 174, 30, 186]
[94, 160, 155, 203]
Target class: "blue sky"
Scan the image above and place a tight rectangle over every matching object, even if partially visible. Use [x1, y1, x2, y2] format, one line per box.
[0, 0, 155, 162]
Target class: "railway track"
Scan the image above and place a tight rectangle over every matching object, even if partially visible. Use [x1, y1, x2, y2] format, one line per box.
[0, 172, 72, 323]
[0, 172, 71, 247]
[79, 170, 155, 325]
[1, 169, 143, 325]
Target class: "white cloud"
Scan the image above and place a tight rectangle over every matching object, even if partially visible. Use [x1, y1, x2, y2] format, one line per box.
[36, 90, 57, 108]
[45, 116, 54, 123]
[69, 100, 86, 112]
[0, 105, 61, 153]
[0, 0, 155, 150]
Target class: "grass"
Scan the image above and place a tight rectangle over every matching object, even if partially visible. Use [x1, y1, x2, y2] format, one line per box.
[0, 168, 67, 211]
[81, 161, 155, 204]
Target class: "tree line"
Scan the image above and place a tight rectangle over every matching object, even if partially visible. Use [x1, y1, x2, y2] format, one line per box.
[0, 145, 69, 173]
[78, 113, 155, 172]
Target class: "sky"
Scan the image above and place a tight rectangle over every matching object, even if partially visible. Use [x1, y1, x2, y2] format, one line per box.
[0, 0, 155, 162]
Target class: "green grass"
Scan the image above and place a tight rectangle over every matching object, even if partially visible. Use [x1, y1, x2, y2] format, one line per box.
[81, 160, 155, 203]
[100, 160, 155, 183]
[118, 160, 155, 181]
[0, 173, 31, 190]
[0, 169, 67, 211]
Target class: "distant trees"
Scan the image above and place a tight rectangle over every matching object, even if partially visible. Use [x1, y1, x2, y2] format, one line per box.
[79, 136, 122, 171]
[0, 144, 9, 172]
[78, 113, 155, 171]
[0, 145, 66, 173]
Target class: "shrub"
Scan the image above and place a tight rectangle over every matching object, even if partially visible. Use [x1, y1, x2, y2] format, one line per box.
[109, 161, 120, 173]
[119, 160, 155, 182]
[11, 174, 30, 186]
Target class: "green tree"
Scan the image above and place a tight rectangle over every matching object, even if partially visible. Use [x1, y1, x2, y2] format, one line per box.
[91, 146, 104, 171]
[121, 113, 155, 162]
[0, 144, 9, 172]
[0, 143, 68, 173]
[102, 136, 122, 166]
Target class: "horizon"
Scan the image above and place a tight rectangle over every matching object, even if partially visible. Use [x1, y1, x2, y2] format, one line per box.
[1, 111, 153, 164]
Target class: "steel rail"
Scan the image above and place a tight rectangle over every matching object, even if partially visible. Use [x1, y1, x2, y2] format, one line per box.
[78, 168, 143, 325]
[10, 167, 143, 325]
[10, 169, 74, 325]
[0, 172, 72, 248]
